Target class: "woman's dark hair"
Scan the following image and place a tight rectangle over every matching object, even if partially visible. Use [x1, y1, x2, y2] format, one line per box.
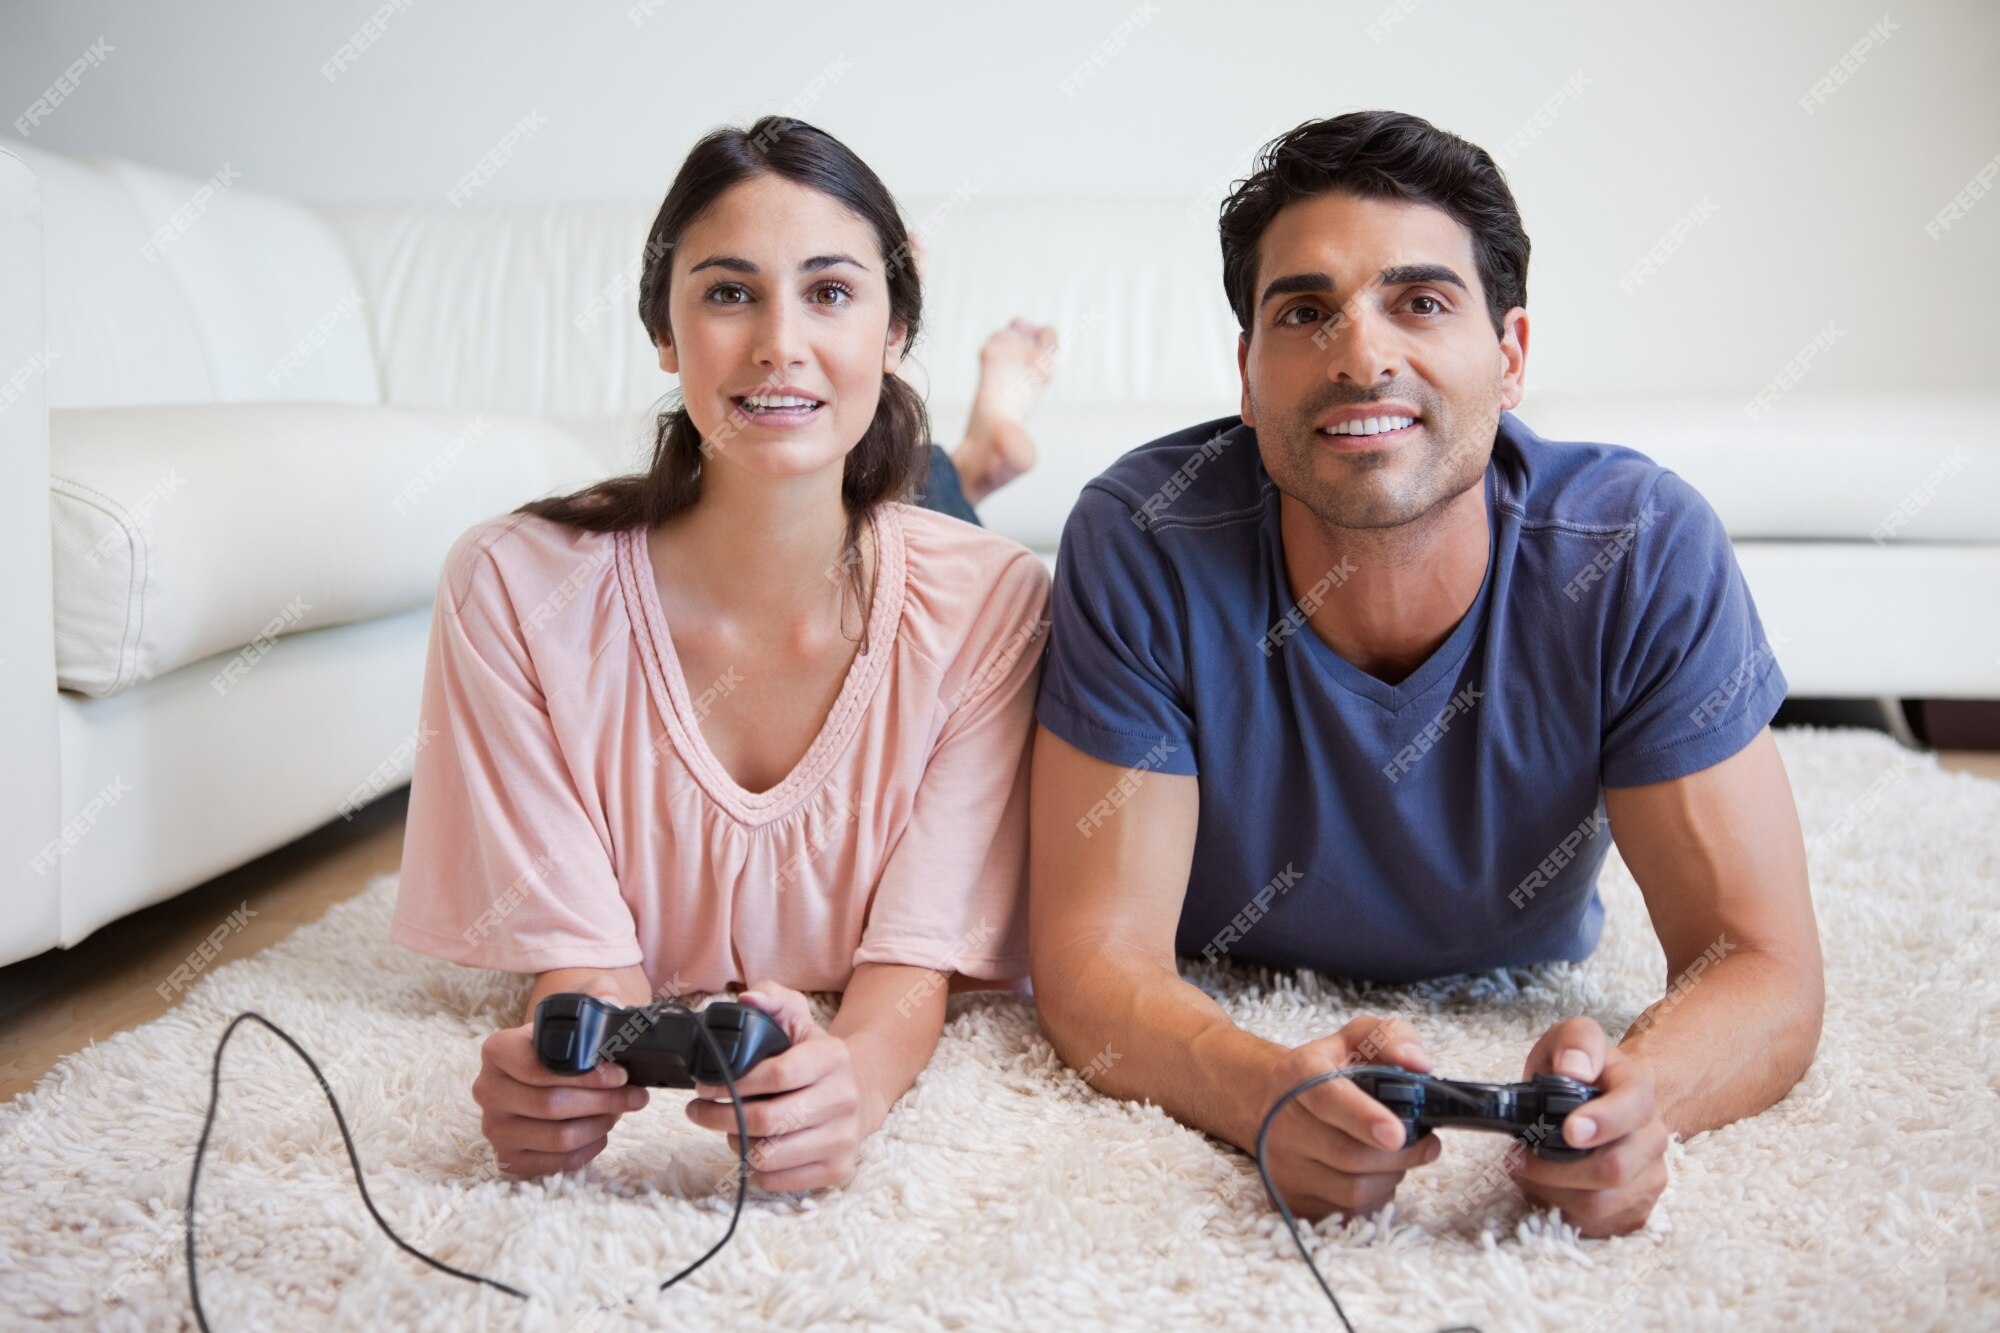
[1217, 110, 1529, 340]
[513, 115, 928, 634]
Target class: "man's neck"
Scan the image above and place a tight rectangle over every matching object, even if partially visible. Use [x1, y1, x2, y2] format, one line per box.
[1278, 478, 1490, 686]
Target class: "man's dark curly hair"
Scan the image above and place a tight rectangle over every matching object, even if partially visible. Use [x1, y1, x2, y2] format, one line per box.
[1218, 110, 1530, 340]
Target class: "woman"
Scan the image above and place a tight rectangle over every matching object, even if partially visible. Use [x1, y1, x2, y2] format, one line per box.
[390, 115, 1051, 1193]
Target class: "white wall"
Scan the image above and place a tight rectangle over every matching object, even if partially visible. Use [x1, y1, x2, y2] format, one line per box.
[3, 0, 1996, 395]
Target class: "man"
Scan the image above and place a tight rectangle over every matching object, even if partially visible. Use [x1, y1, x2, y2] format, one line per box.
[1027, 110, 1824, 1237]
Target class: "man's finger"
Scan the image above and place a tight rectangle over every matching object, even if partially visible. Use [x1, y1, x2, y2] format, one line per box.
[1547, 1117, 1669, 1191]
[1335, 1014, 1433, 1071]
[1295, 1074, 1418, 1152]
[1516, 1154, 1669, 1236]
[1309, 1126, 1443, 1176]
[1524, 1014, 1607, 1084]
[1283, 1158, 1405, 1214]
[1557, 1051, 1653, 1151]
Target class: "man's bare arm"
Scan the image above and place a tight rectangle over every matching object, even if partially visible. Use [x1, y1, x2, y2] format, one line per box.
[1603, 726, 1826, 1138]
[1028, 726, 1287, 1152]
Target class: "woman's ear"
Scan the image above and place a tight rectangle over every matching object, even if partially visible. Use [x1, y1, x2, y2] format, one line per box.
[881, 318, 909, 375]
[656, 336, 678, 376]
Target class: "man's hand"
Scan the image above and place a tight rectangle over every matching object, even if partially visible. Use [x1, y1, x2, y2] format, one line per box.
[1510, 1016, 1669, 1236]
[683, 981, 867, 1193]
[1258, 1014, 1445, 1221]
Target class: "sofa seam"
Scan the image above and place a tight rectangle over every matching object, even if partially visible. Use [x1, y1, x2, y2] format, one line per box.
[48, 475, 148, 695]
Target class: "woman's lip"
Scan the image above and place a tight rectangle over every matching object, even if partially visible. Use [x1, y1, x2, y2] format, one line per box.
[1316, 420, 1420, 450]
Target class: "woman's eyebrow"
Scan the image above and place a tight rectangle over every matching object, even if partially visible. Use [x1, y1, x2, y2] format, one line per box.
[687, 253, 869, 275]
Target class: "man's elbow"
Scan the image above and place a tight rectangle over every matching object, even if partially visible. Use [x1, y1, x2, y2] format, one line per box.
[1028, 940, 1099, 1066]
[1762, 945, 1826, 1096]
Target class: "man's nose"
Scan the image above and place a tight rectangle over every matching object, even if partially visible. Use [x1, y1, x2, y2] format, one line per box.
[1323, 301, 1399, 387]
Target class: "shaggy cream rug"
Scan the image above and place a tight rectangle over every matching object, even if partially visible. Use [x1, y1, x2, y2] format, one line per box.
[2, 728, 1995, 1332]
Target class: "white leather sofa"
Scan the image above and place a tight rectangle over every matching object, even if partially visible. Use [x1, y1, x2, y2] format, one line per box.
[4, 141, 1997, 969]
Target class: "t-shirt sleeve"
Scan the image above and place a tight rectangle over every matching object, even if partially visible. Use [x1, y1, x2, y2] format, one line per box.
[850, 551, 1051, 981]
[1600, 469, 1788, 788]
[389, 523, 643, 974]
[1032, 483, 1199, 775]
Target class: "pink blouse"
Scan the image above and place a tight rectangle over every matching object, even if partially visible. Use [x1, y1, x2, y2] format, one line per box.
[389, 500, 1050, 996]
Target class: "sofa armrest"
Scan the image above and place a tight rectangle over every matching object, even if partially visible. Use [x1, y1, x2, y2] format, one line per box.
[0, 143, 64, 967]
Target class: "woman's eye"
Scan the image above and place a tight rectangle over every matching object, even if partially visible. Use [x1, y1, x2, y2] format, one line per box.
[811, 281, 855, 306]
[705, 283, 749, 304]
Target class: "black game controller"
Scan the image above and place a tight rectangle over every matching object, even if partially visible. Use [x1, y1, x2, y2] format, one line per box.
[533, 993, 791, 1088]
[1345, 1065, 1604, 1162]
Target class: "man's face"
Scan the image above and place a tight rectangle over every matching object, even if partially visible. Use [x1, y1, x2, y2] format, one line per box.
[1236, 192, 1527, 531]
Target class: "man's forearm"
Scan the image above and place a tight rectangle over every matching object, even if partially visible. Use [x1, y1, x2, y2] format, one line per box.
[1036, 945, 1284, 1152]
[1616, 944, 1824, 1139]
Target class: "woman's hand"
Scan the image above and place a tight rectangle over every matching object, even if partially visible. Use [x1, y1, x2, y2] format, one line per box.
[682, 981, 872, 1192]
[472, 1022, 649, 1177]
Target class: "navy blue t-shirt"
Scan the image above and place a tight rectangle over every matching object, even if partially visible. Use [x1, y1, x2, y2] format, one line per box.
[1034, 412, 1787, 983]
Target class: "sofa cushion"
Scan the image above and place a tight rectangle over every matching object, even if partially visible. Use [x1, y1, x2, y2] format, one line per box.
[50, 404, 613, 698]
[2, 143, 216, 407]
[1521, 392, 2000, 542]
[102, 158, 381, 405]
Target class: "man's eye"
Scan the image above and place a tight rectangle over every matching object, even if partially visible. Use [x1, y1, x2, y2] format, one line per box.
[811, 280, 855, 306]
[1282, 304, 1326, 326]
[1409, 295, 1443, 315]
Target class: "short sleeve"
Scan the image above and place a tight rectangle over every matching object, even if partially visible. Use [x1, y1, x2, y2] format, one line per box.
[1600, 470, 1788, 788]
[851, 552, 1050, 980]
[389, 523, 643, 974]
[1032, 483, 1199, 775]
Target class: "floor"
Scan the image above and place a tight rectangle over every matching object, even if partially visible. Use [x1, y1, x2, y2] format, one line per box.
[4, 750, 1997, 1104]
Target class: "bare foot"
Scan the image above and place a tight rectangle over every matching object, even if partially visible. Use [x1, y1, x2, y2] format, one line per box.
[953, 318, 1059, 506]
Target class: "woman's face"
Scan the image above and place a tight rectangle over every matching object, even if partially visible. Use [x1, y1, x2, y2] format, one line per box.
[657, 174, 907, 479]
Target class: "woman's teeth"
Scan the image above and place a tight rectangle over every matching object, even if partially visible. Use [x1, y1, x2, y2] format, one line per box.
[737, 395, 822, 415]
[1321, 415, 1417, 437]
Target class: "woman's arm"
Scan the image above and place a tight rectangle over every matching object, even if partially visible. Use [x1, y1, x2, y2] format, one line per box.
[826, 961, 950, 1134]
[522, 964, 654, 1025]
[680, 962, 952, 1190]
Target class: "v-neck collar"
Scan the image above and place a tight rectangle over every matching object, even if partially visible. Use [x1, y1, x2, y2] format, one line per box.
[1260, 453, 1498, 715]
[617, 503, 906, 827]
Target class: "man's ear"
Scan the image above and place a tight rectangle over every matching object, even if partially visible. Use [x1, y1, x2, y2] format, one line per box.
[882, 317, 909, 375]
[1237, 332, 1256, 428]
[656, 337, 678, 376]
[1495, 307, 1529, 413]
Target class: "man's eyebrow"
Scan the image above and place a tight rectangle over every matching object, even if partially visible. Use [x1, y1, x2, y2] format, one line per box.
[687, 253, 869, 276]
[1379, 263, 1468, 292]
[1257, 263, 1470, 309]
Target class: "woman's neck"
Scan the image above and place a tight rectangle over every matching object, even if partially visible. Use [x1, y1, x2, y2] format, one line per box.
[654, 454, 868, 629]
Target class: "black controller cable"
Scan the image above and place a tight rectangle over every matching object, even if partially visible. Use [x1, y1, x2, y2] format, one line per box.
[1257, 1066, 1493, 1333]
[185, 1003, 752, 1329]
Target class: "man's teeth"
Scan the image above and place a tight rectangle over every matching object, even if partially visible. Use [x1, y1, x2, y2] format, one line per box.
[1321, 415, 1417, 437]
[740, 395, 821, 412]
